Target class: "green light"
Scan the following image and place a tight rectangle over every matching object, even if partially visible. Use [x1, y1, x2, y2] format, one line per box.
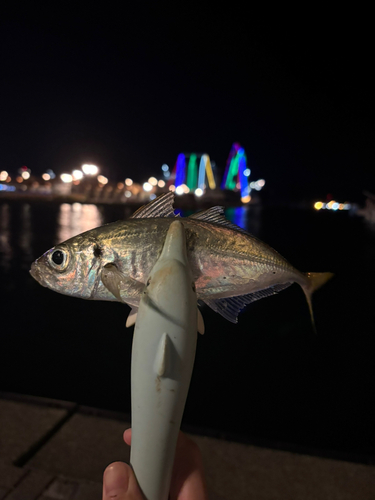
[226, 156, 239, 190]
[186, 154, 197, 190]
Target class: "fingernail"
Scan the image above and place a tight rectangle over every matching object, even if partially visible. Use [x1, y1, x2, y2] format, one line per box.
[104, 462, 130, 495]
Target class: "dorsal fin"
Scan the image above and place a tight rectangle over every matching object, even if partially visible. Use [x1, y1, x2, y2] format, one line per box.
[130, 192, 176, 219]
[203, 283, 292, 323]
[189, 206, 248, 233]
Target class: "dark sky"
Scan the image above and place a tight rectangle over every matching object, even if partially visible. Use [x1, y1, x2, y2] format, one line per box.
[1, 8, 373, 202]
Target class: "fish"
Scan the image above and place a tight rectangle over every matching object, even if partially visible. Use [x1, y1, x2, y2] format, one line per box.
[30, 192, 333, 329]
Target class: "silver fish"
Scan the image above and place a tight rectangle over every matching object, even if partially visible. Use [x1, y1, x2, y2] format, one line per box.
[30, 192, 332, 326]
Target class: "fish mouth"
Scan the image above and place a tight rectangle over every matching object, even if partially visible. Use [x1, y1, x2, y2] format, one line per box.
[30, 261, 48, 287]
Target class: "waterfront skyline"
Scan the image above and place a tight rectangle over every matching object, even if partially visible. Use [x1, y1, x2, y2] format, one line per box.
[1, 9, 373, 203]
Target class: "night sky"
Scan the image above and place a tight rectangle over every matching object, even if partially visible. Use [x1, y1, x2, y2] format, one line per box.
[1, 9, 373, 203]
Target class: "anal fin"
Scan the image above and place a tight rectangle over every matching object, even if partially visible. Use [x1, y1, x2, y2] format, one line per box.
[203, 283, 292, 323]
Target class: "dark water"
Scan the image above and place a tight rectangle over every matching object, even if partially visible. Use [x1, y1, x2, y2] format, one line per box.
[1, 199, 374, 460]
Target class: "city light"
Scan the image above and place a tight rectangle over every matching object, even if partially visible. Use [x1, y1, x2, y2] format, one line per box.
[249, 179, 266, 191]
[314, 201, 351, 211]
[72, 170, 84, 180]
[82, 164, 99, 175]
[0, 145, 271, 203]
[0, 184, 16, 192]
[97, 175, 108, 185]
[162, 164, 170, 179]
[61, 174, 73, 183]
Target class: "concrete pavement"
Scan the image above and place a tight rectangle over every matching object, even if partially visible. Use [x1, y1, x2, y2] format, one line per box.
[0, 393, 374, 499]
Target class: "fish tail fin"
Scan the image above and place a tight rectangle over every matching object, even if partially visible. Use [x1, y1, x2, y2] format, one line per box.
[302, 272, 334, 332]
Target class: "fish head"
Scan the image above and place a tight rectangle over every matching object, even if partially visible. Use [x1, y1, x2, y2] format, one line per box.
[30, 233, 110, 299]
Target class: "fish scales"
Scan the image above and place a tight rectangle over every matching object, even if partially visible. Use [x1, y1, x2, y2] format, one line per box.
[30, 193, 333, 325]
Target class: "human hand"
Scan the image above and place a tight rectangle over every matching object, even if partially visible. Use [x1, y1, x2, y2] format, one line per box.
[102, 428, 208, 500]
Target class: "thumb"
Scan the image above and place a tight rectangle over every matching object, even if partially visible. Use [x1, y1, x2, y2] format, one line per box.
[103, 461, 144, 500]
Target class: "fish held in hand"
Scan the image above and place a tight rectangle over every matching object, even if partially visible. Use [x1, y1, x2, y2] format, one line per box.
[30, 193, 333, 326]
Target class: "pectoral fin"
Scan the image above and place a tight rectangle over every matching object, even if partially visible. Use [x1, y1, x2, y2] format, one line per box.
[101, 263, 144, 303]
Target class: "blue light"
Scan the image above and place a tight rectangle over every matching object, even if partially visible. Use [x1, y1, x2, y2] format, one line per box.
[244, 168, 250, 177]
[0, 184, 16, 192]
[238, 155, 249, 199]
[161, 164, 169, 172]
[175, 154, 186, 187]
[225, 207, 247, 229]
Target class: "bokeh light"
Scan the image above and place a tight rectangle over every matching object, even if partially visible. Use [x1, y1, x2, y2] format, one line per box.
[82, 164, 99, 175]
[97, 175, 108, 185]
[72, 170, 84, 180]
[61, 174, 73, 183]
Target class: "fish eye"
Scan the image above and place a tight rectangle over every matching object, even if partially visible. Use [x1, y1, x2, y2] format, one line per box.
[49, 248, 69, 271]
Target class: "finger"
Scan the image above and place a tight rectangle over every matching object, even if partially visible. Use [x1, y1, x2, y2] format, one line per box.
[103, 461, 144, 500]
[123, 427, 132, 446]
[170, 433, 208, 500]
[122, 428, 208, 499]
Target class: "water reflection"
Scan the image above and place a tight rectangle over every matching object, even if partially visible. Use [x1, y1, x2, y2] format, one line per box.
[56, 203, 103, 244]
[19, 204, 33, 269]
[0, 204, 11, 270]
[225, 205, 261, 235]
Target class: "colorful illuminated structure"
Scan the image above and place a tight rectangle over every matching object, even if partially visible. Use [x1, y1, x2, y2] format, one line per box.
[171, 153, 216, 193]
[221, 143, 251, 202]
[168, 144, 264, 203]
